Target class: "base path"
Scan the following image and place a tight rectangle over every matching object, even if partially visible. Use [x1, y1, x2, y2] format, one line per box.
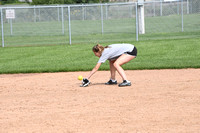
[0, 69, 200, 133]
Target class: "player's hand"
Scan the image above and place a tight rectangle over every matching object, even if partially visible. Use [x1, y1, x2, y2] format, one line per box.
[80, 78, 90, 87]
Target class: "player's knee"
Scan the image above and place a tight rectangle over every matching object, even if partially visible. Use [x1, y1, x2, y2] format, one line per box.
[113, 62, 119, 68]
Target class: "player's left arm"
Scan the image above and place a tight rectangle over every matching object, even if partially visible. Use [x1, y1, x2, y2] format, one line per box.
[87, 63, 101, 79]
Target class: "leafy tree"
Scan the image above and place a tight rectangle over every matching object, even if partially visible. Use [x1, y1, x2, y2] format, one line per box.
[1, 0, 18, 5]
[32, 0, 108, 5]
[0, 0, 108, 5]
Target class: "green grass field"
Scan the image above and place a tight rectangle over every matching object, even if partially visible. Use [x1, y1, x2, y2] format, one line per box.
[0, 13, 199, 74]
[0, 36, 200, 74]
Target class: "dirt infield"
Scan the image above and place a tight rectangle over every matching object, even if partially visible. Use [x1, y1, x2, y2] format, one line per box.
[0, 69, 200, 133]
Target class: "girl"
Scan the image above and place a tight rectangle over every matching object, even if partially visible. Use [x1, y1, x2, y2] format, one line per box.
[81, 43, 137, 87]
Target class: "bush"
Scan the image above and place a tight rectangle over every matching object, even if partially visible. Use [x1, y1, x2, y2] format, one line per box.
[0, 0, 108, 5]
[32, 0, 108, 5]
[1, 0, 20, 5]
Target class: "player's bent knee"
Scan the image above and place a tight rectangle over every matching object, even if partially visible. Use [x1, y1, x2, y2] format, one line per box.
[113, 62, 119, 68]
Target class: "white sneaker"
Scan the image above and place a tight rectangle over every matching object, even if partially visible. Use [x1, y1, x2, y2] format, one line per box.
[118, 80, 131, 87]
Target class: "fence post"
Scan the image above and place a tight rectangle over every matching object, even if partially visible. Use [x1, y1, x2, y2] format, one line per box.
[38, 8, 41, 22]
[1, 8, 4, 47]
[153, 1, 155, 17]
[138, 0, 145, 34]
[105, 3, 108, 20]
[181, 0, 184, 32]
[61, 6, 64, 35]
[160, 0, 162, 16]
[68, 6, 72, 45]
[135, 3, 138, 41]
[101, 4, 104, 34]
[10, 19, 13, 36]
[177, 1, 179, 15]
[34, 5, 36, 22]
[187, 0, 189, 14]
[57, 5, 60, 21]
[82, 4, 84, 20]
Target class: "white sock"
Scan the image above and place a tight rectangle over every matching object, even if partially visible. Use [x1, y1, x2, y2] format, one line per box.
[111, 79, 116, 82]
[125, 80, 131, 83]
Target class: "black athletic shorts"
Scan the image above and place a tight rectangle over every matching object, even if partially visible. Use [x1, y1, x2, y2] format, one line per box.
[126, 47, 137, 57]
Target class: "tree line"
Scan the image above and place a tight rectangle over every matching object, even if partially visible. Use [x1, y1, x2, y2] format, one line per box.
[0, 0, 109, 5]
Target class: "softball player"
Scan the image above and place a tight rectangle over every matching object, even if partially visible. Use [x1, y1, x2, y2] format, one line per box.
[81, 43, 137, 87]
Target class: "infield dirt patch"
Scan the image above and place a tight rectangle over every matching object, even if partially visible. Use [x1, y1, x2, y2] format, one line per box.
[0, 69, 200, 133]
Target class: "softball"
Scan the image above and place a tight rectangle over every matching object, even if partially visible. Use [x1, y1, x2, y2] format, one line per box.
[78, 75, 83, 81]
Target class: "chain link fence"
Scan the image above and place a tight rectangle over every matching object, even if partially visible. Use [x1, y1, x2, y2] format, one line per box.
[0, 0, 199, 47]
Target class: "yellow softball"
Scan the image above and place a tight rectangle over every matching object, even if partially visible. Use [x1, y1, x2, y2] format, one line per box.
[78, 75, 83, 80]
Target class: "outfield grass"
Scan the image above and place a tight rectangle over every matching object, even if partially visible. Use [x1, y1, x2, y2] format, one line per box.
[0, 37, 200, 74]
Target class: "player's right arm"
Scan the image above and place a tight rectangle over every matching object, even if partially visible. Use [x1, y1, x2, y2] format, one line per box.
[87, 62, 101, 79]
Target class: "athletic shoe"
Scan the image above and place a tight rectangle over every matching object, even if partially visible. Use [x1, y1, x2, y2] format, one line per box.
[118, 80, 131, 87]
[80, 78, 90, 87]
[105, 79, 117, 85]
